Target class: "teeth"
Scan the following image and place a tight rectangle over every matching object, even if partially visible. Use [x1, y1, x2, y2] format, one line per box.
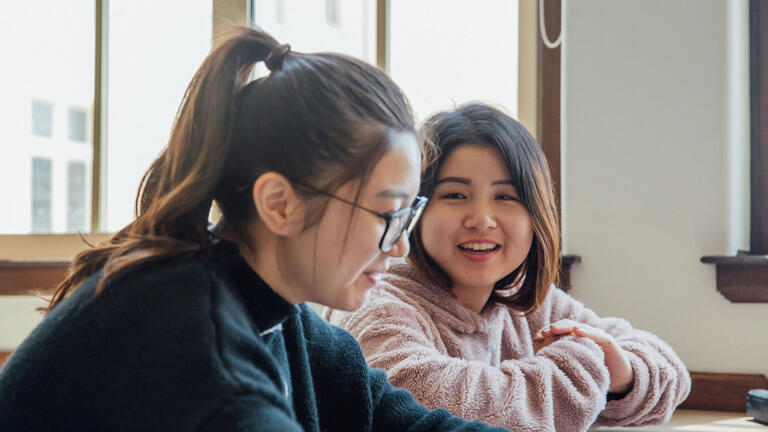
[459, 242, 498, 251]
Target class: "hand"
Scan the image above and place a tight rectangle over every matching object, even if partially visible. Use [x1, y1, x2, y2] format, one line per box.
[533, 319, 634, 394]
[533, 334, 565, 353]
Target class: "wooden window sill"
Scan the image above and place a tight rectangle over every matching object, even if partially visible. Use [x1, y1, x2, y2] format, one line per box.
[0, 254, 580, 296]
[0, 260, 68, 296]
[701, 252, 768, 302]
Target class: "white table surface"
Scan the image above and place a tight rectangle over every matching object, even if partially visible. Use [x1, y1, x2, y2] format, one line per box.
[590, 410, 767, 432]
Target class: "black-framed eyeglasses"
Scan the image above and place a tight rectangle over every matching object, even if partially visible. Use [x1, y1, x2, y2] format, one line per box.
[297, 184, 427, 253]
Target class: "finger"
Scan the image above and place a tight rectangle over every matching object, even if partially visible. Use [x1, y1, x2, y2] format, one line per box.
[547, 323, 578, 336]
[549, 319, 580, 331]
[573, 327, 613, 347]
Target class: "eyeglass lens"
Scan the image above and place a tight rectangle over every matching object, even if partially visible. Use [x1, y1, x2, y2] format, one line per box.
[382, 212, 409, 251]
[381, 198, 427, 252]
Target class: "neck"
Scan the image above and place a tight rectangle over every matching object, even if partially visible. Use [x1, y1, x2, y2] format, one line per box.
[450, 283, 495, 314]
[214, 220, 305, 305]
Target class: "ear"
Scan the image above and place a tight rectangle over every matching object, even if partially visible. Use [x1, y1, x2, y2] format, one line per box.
[251, 172, 305, 236]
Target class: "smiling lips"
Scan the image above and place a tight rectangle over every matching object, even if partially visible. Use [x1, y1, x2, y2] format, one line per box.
[458, 240, 501, 262]
[363, 268, 387, 286]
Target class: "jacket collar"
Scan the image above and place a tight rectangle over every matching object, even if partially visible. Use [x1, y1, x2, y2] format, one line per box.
[210, 239, 298, 334]
[383, 258, 508, 335]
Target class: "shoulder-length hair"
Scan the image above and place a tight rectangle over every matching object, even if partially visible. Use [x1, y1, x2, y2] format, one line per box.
[408, 103, 560, 314]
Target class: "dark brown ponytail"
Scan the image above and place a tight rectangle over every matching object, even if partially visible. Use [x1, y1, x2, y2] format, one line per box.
[47, 26, 416, 312]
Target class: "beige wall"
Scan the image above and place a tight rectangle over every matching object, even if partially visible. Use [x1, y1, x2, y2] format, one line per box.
[562, 0, 767, 375]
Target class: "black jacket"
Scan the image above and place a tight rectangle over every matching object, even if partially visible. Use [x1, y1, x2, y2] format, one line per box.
[0, 241, 508, 431]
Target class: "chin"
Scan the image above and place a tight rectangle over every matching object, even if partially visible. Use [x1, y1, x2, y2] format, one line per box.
[455, 277, 499, 290]
[338, 285, 371, 311]
[330, 297, 363, 312]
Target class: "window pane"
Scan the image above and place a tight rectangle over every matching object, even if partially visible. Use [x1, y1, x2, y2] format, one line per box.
[31, 158, 52, 233]
[105, 1, 212, 232]
[0, 1, 94, 234]
[32, 101, 53, 138]
[68, 108, 88, 143]
[67, 161, 87, 233]
[253, 0, 376, 66]
[389, 0, 519, 123]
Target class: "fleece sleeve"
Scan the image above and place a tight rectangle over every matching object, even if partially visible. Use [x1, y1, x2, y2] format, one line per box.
[367, 367, 511, 432]
[544, 288, 691, 426]
[329, 300, 612, 432]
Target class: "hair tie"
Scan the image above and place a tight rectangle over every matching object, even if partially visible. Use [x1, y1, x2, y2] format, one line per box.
[265, 43, 291, 71]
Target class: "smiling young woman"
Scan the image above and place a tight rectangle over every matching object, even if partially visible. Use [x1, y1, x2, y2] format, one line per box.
[327, 103, 691, 432]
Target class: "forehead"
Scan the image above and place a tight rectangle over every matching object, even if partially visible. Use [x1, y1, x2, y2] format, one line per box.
[366, 131, 421, 195]
[438, 145, 510, 180]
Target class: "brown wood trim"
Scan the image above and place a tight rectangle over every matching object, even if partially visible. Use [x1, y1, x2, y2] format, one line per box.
[537, 0, 561, 208]
[559, 254, 580, 292]
[712, 0, 768, 302]
[701, 253, 768, 302]
[681, 371, 768, 412]
[376, 0, 388, 72]
[0, 260, 68, 296]
[0, 351, 9, 370]
[751, 0, 768, 254]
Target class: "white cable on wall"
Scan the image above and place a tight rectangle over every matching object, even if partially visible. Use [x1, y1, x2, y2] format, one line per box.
[539, 0, 562, 49]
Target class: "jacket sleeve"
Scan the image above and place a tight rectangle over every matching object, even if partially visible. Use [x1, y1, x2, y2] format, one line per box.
[367, 367, 511, 432]
[544, 288, 691, 426]
[198, 392, 304, 432]
[329, 299, 611, 432]
[309, 306, 509, 432]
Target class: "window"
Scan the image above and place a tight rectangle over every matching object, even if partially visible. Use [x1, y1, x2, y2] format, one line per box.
[68, 108, 88, 143]
[105, 0, 212, 232]
[4, 0, 526, 240]
[0, 0, 212, 234]
[31, 158, 52, 233]
[0, 1, 94, 234]
[67, 161, 87, 233]
[275, 0, 286, 24]
[31, 101, 53, 138]
[326, 0, 340, 27]
[388, 0, 519, 123]
[253, 0, 376, 66]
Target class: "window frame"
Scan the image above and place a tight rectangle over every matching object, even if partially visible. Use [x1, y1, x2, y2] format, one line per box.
[1, 0, 533, 261]
[0, 0, 248, 259]
[700, 0, 768, 303]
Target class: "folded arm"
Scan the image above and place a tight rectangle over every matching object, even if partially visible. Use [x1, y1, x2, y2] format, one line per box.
[331, 301, 611, 432]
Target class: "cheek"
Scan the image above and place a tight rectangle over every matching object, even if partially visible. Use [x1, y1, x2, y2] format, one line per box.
[336, 214, 383, 268]
[506, 209, 534, 246]
[419, 208, 455, 256]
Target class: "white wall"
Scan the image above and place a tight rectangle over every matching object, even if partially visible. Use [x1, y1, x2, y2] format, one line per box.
[562, 0, 768, 375]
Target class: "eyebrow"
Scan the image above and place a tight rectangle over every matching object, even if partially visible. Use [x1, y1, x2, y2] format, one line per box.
[491, 179, 515, 186]
[435, 177, 515, 186]
[435, 177, 470, 185]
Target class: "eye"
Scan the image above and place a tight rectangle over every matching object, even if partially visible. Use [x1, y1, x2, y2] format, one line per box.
[440, 192, 466, 200]
[496, 194, 519, 201]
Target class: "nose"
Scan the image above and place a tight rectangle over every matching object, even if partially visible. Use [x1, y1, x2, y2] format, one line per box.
[463, 201, 498, 231]
[386, 231, 411, 258]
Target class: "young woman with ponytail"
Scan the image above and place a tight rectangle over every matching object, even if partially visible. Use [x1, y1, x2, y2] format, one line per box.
[0, 28, 507, 432]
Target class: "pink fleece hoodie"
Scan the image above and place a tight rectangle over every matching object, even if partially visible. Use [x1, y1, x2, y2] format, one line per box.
[324, 259, 690, 432]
